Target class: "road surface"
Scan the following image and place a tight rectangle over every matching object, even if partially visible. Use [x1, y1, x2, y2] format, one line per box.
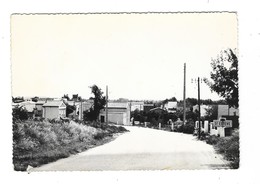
[32, 126, 228, 171]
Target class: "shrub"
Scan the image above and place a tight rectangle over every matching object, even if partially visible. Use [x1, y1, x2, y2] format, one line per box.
[93, 132, 106, 140]
[206, 135, 220, 145]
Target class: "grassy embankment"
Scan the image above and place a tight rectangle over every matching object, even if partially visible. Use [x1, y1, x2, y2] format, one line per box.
[13, 119, 128, 171]
[205, 129, 239, 169]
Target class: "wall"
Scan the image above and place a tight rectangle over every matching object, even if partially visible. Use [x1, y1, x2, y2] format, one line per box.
[218, 105, 239, 119]
[99, 107, 131, 125]
[43, 106, 59, 119]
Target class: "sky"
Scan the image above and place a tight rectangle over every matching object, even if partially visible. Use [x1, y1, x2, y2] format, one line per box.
[11, 13, 237, 101]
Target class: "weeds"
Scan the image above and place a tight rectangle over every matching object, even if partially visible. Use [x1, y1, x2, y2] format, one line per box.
[13, 119, 128, 171]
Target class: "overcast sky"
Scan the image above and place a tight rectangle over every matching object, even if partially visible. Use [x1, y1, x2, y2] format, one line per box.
[11, 13, 237, 101]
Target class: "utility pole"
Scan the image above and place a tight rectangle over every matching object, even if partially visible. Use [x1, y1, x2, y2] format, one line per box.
[183, 63, 186, 125]
[198, 77, 201, 139]
[106, 85, 108, 124]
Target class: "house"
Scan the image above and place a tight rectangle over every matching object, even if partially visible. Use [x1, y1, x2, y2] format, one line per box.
[42, 101, 66, 119]
[164, 101, 177, 113]
[130, 101, 144, 111]
[217, 105, 239, 119]
[99, 102, 131, 125]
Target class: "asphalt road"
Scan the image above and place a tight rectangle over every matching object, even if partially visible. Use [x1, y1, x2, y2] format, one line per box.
[32, 126, 228, 171]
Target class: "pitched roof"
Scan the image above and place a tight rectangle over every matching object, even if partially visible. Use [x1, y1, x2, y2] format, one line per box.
[43, 101, 65, 107]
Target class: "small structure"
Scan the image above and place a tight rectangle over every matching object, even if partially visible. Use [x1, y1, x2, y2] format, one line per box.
[42, 101, 66, 119]
[99, 102, 131, 125]
[164, 101, 177, 113]
[130, 101, 144, 111]
[217, 105, 239, 119]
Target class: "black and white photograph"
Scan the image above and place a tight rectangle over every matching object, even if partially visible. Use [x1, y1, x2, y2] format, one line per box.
[11, 12, 239, 171]
[1, 1, 260, 184]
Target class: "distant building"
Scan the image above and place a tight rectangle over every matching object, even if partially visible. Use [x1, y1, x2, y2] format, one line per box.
[217, 105, 239, 119]
[130, 101, 144, 111]
[99, 102, 131, 125]
[192, 104, 210, 116]
[42, 101, 66, 119]
[164, 101, 177, 113]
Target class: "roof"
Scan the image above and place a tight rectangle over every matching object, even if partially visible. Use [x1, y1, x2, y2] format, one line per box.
[43, 101, 65, 107]
[36, 101, 45, 105]
[108, 102, 129, 109]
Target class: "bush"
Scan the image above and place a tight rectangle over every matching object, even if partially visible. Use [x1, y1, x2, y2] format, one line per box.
[206, 135, 220, 145]
[205, 129, 239, 169]
[13, 119, 129, 171]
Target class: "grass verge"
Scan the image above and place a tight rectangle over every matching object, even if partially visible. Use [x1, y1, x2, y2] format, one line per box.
[13, 119, 128, 171]
[205, 129, 239, 169]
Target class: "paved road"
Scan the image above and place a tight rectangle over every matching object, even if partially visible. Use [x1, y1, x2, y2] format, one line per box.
[32, 126, 228, 171]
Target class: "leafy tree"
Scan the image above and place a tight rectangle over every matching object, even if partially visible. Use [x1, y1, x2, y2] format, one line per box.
[31, 96, 39, 102]
[12, 106, 28, 121]
[205, 105, 218, 122]
[206, 49, 238, 108]
[84, 85, 106, 121]
[63, 94, 70, 101]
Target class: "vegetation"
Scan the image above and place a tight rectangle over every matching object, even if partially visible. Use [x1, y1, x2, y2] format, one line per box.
[84, 85, 106, 121]
[13, 118, 128, 171]
[12, 106, 29, 121]
[205, 129, 239, 169]
[205, 49, 238, 108]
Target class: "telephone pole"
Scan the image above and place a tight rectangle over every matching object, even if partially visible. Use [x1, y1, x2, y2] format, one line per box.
[106, 85, 108, 124]
[183, 63, 186, 125]
[198, 77, 201, 139]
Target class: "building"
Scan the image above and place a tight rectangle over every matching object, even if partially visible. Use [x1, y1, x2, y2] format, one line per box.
[42, 101, 66, 119]
[130, 101, 144, 111]
[217, 105, 239, 119]
[164, 101, 177, 113]
[99, 102, 131, 125]
[193, 104, 210, 116]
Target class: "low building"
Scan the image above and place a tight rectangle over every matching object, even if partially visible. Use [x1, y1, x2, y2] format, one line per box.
[130, 101, 144, 111]
[217, 105, 239, 119]
[164, 101, 177, 113]
[193, 104, 210, 116]
[99, 102, 131, 125]
[42, 101, 66, 119]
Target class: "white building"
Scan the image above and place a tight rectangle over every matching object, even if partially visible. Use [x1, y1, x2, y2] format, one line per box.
[99, 102, 131, 125]
[164, 101, 177, 113]
[42, 101, 66, 119]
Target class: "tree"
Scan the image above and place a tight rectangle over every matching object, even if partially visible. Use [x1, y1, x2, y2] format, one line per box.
[205, 105, 218, 122]
[12, 106, 28, 121]
[84, 85, 106, 121]
[205, 49, 238, 108]
[63, 94, 70, 101]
